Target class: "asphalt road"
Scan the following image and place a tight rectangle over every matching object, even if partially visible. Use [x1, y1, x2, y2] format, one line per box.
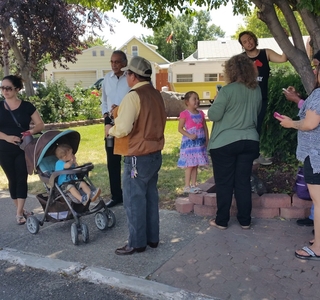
[0, 260, 152, 300]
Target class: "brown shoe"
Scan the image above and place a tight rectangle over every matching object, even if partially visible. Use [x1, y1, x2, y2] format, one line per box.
[209, 219, 227, 230]
[115, 244, 146, 255]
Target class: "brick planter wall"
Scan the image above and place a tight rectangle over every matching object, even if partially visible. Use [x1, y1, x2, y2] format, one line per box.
[44, 118, 104, 130]
[175, 178, 313, 219]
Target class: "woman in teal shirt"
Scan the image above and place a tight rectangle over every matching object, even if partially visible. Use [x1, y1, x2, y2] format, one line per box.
[208, 54, 262, 230]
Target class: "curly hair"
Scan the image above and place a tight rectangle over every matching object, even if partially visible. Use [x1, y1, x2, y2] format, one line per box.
[224, 54, 259, 89]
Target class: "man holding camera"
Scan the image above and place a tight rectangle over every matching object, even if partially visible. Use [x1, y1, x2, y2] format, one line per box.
[101, 50, 130, 208]
[106, 56, 166, 255]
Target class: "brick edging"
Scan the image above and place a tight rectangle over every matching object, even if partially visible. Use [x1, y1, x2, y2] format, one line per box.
[175, 182, 312, 219]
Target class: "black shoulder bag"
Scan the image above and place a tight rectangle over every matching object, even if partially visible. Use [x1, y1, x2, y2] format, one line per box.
[3, 100, 34, 150]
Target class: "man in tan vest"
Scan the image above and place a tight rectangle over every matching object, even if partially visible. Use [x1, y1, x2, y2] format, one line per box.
[106, 56, 166, 255]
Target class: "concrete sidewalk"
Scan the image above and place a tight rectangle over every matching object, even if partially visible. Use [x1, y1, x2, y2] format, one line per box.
[0, 191, 318, 299]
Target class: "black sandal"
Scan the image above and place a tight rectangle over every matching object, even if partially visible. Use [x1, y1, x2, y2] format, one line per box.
[16, 215, 26, 225]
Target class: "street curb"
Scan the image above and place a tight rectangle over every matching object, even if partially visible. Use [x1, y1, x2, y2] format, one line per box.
[0, 247, 219, 300]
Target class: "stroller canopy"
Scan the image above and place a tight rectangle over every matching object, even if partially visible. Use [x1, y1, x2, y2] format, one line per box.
[24, 130, 81, 175]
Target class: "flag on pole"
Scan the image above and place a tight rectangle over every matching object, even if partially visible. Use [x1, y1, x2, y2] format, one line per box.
[166, 31, 173, 43]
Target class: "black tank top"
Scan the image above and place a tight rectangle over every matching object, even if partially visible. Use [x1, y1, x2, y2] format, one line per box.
[246, 49, 270, 101]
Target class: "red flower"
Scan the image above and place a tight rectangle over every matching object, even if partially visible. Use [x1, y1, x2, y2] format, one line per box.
[91, 90, 100, 97]
[65, 93, 74, 102]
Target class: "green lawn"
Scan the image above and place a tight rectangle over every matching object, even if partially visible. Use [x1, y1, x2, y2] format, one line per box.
[0, 120, 213, 209]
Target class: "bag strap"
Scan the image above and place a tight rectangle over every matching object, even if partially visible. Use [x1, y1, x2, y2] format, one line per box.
[3, 100, 23, 130]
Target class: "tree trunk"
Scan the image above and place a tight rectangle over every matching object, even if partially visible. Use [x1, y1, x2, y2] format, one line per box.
[252, 0, 315, 94]
[1, 24, 35, 96]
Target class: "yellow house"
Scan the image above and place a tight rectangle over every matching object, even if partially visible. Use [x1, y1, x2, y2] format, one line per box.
[119, 36, 170, 65]
[120, 36, 170, 90]
[44, 37, 170, 90]
[45, 46, 117, 88]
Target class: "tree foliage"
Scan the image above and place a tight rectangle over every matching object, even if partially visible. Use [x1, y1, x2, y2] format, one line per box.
[234, 7, 308, 38]
[86, 0, 320, 95]
[0, 0, 109, 96]
[82, 36, 113, 49]
[1, 0, 319, 97]
[142, 10, 225, 61]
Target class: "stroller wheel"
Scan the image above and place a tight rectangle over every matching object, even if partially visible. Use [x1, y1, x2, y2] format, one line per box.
[105, 209, 116, 228]
[81, 223, 89, 243]
[95, 212, 108, 231]
[26, 216, 40, 234]
[71, 223, 79, 245]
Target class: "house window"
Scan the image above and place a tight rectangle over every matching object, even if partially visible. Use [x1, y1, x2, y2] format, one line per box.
[132, 45, 138, 56]
[92, 51, 97, 57]
[204, 73, 218, 82]
[177, 74, 193, 82]
[100, 50, 104, 56]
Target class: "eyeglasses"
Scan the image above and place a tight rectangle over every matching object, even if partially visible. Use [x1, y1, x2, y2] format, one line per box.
[0, 86, 14, 91]
[110, 60, 123, 64]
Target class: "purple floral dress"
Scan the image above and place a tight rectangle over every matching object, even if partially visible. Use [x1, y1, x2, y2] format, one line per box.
[177, 110, 209, 168]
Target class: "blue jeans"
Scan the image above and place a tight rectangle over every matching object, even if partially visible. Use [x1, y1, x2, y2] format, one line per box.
[123, 151, 162, 248]
[210, 140, 259, 227]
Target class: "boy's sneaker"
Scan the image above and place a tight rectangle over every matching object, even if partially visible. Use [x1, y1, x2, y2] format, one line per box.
[81, 194, 89, 206]
[90, 188, 101, 202]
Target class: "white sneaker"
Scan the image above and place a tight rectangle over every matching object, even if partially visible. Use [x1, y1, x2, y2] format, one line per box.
[254, 155, 272, 166]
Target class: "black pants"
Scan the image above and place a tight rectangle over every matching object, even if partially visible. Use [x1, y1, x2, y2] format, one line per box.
[0, 149, 28, 199]
[210, 140, 259, 227]
[105, 139, 123, 202]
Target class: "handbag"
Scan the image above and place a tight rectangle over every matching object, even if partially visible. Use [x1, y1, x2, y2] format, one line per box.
[3, 100, 34, 150]
[294, 166, 311, 200]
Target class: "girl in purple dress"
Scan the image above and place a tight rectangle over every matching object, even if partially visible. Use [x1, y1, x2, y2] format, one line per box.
[178, 91, 209, 193]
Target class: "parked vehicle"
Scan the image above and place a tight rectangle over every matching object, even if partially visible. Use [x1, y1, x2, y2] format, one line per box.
[90, 78, 104, 90]
[20, 81, 46, 94]
[168, 59, 225, 106]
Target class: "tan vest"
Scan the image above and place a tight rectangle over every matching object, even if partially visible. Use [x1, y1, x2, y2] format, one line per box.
[114, 84, 166, 156]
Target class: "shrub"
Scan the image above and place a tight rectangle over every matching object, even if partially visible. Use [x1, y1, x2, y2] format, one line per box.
[260, 63, 307, 162]
[26, 80, 101, 123]
[28, 79, 74, 123]
[69, 84, 101, 120]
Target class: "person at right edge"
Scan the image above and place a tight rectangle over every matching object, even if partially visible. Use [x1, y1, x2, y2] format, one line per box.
[101, 50, 130, 208]
[207, 54, 262, 230]
[283, 50, 320, 228]
[276, 63, 320, 260]
[239, 30, 287, 165]
[106, 56, 166, 255]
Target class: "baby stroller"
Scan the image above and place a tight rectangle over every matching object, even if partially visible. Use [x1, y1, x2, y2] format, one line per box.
[24, 129, 116, 245]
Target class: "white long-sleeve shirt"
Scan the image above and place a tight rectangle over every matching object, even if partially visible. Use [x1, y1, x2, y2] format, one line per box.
[100, 71, 130, 115]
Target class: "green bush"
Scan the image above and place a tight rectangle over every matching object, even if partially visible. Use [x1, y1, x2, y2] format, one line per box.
[26, 80, 101, 123]
[69, 84, 101, 120]
[260, 63, 307, 162]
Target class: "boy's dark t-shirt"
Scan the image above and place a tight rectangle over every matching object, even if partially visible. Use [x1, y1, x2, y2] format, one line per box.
[245, 49, 270, 101]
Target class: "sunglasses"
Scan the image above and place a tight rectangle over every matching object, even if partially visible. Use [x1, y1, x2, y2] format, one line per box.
[0, 86, 14, 91]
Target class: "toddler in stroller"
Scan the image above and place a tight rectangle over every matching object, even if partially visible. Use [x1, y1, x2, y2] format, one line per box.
[24, 129, 116, 245]
[55, 143, 101, 206]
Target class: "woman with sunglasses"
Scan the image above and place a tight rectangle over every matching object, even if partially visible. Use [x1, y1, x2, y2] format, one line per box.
[0, 75, 44, 225]
[276, 64, 320, 260]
